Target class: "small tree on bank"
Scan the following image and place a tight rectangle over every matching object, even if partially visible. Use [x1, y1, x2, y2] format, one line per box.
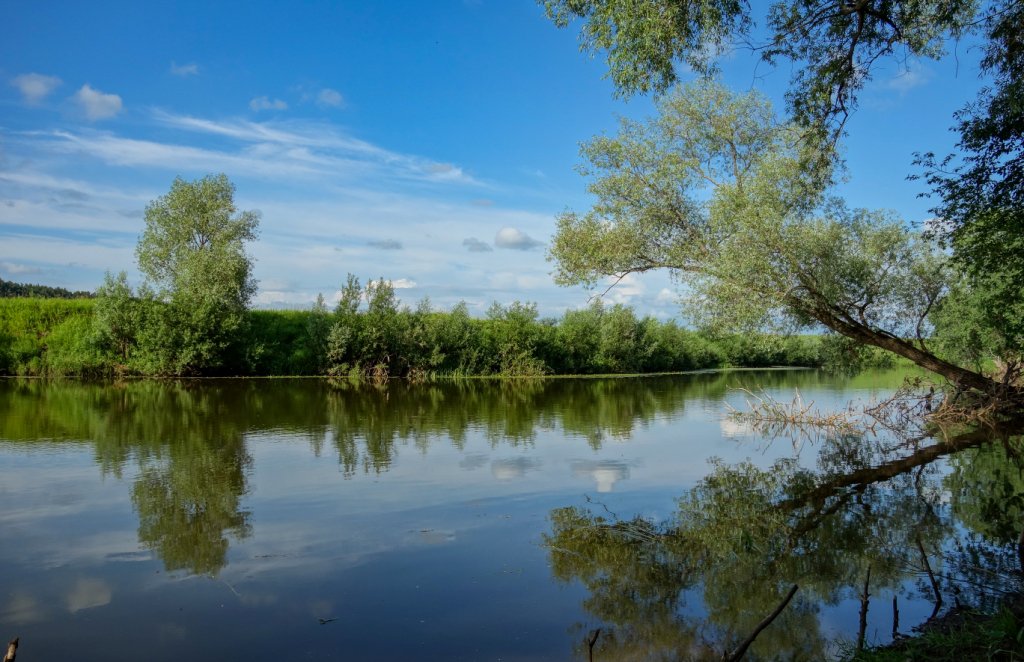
[96, 174, 260, 375]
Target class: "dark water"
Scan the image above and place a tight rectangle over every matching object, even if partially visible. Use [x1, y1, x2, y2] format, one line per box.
[0, 371, 1020, 660]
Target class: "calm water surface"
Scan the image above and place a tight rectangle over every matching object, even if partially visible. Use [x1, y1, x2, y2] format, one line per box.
[0, 371, 1020, 660]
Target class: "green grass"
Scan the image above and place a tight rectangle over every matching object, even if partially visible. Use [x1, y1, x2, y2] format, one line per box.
[847, 605, 1024, 661]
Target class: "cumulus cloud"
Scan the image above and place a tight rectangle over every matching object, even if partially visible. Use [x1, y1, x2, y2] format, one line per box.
[317, 88, 344, 108]
[11, 73, 62, 105]
[494, 227, 543, 250]
[169, 61, 199, 76]
[389, 278, 417, 289]
[462, 237, 492, 252]
[73, 84, 123, 120]
[656, 288, 677, 303]
[604, 273, 645, 304]
[368, 239, 402, 250]
[250, 96, 288, 112]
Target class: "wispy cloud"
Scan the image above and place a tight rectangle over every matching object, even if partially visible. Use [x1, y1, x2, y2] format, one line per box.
[0, 261, 46, 275]
[368, 239, 402, 250]
[11, 73, 62, 105]
[462, 237, 492, 252]
[169, 61, 199, 77]
[884, 62, 933, 95]
[250, 96, 288, 112]
[73, 84, 123, 120]
[149, 110, 480, 184]
[494, 227, 543, 250]
[317, 88, 344, 108]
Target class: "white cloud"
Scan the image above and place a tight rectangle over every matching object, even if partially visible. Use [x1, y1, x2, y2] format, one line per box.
[11, 73, 62, 105]
[169, 61, 199, 77]
[604, 273, 645, 304]
[0, 261, 45, 275]
[250, 96, 288, 112]
[317, 88, 344, 108]
[884, 63, 932, 95]
[462, 237, 492, 252]
[73, 84, 123, 120]
[656, 287, 677, 303]
[388, 278, 417, 289]
[149, 111, 479, 185]
[494, 227, 543, 250]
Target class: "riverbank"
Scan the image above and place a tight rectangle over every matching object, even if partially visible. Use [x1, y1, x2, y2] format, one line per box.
[849, 595, 1024, 660]
[0, 296, 900, 378]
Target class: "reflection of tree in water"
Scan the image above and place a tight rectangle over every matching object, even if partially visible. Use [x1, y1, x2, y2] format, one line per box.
[131, 433, 252, 576]
[0, 380, 255, 576]
[316, 370, 889, 476]
[116, 383, 254, 576]
[544, 426, 1024, 660]
[0, 371, 928, 581]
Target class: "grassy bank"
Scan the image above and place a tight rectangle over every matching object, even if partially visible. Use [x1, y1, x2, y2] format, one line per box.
[847, 599, 1024, 660]
[0, 297, 899, 378]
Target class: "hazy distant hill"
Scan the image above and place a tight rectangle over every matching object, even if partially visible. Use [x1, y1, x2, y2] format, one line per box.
[0, 278, 93, 299]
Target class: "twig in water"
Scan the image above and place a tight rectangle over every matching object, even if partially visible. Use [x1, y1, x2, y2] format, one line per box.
[587, 628, 601, 662]
[723, 584, 799, 661]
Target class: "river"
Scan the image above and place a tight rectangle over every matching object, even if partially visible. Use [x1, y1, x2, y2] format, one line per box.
[0, 370, 1019, 660]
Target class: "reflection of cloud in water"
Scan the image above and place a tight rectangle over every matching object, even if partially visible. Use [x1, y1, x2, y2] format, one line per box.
[4, 591, 45, 624]
[458, 453, 489, 470]
[66, 577, 112, 613]
[491, 457, 542, 480]
[719, 417, 754, 438]
[571, 460, 630, 493]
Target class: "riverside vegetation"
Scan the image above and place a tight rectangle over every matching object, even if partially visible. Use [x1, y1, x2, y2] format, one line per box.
[0, 284, 872, 378]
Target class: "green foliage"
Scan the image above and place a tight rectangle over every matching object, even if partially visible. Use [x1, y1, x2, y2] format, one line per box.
[128, 173, 260, 375]
[0, 277, 92, 299]
[2, 293, 842, 377]
[916, 1, 1024, 374]
[0, 298, 97, 375]
[549, 79, 1006, 394]
[541, 0, 975, 141]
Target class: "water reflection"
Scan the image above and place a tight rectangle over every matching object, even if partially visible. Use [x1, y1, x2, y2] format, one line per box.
[3, 370, 1002, 660]
[544, 425, 1024, 660]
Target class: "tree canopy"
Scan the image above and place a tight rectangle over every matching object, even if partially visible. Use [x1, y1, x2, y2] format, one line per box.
[549, 80, 1010, 396]
[93, 174, 260, 375]
[541, 0, 978, 141]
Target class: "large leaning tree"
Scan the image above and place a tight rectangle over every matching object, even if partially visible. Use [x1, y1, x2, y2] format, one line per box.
[549, 80, 1016, 398]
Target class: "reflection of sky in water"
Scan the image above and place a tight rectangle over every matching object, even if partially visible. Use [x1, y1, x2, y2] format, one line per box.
[570, 460, 630, 493]
[0, 370, 961, 659]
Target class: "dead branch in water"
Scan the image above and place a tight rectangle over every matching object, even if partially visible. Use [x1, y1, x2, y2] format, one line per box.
[4, 638, 17, 662]
[727, 376, 1014, 445]
[723, 584, 799, 662]
[726, 387, 869, 440]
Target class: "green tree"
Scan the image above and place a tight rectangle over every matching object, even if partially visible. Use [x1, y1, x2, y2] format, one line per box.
[93, 271, 147, 364]
[549, 80, 1010, 396]
[541, 0, 976, 143]
[306, 293, 330, 374]
[135, 174, 260, 374]
[916, 0, 1024, 384]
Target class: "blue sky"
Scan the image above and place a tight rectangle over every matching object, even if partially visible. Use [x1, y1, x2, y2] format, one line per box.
[0, 1, 988, 317]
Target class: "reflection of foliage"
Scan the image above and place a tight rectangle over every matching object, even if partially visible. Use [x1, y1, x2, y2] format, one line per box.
[133, 436, 252, 576]
[545, 427, 1024, 659]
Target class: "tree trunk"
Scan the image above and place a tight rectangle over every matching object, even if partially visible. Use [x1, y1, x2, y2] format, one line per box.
[811, 303, 1015, 398]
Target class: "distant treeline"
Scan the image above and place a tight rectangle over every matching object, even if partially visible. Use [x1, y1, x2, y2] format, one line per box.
[0, 277, 94, 300]
[0, 282, 897, 378]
